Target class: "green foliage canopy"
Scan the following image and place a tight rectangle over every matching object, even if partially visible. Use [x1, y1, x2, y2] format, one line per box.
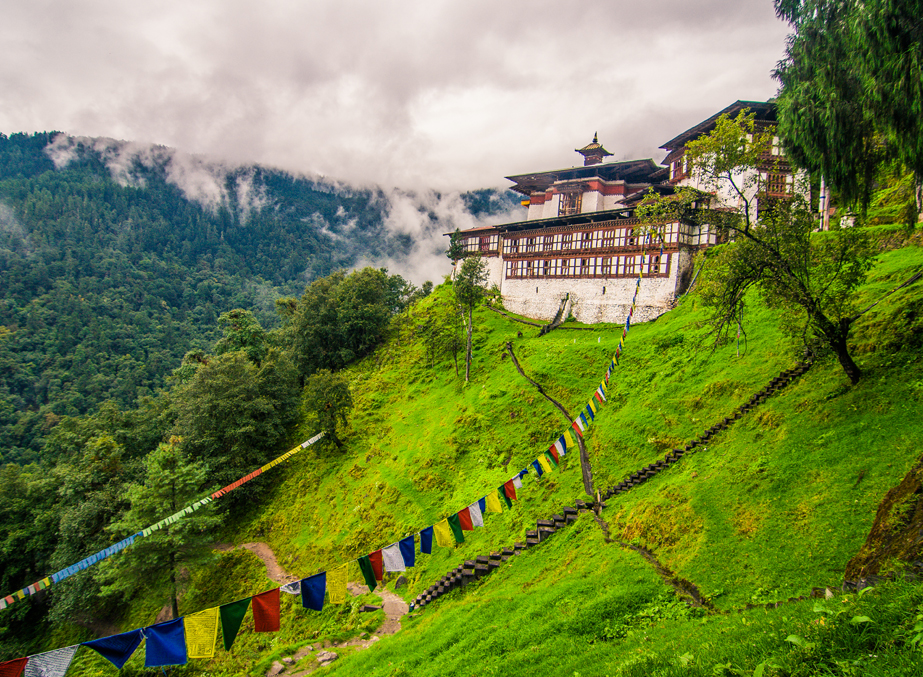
[774, 0, 923, 209]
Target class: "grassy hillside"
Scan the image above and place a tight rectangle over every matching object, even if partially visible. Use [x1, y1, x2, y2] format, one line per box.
[61, 232, 923, 676]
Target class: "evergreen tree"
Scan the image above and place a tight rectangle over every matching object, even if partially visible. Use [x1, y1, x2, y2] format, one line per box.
[96, 438, 221, 619]
[774, 0, 923, 213]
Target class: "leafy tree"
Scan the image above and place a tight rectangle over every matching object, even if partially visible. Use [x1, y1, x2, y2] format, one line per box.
[97, 438, 221, 619]
[417, 290, 464, 375]
[302, 369, 353, 450]
[214, 309, 268, 365]
[173, 348, 300, 497]
[284, 268, 424, 379]
[453, 256, 488, 382]
[774, 0, 923, 213]
[47, 434, 138, 624]
[638, 112, 874, 384]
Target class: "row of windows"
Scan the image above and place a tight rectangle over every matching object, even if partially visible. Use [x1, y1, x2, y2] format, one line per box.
[462, 221, 719, 257]
[505, 254, 669, 279]
[462, 234, 499, 253]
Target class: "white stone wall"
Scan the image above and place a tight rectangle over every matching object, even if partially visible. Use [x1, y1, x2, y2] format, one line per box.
[485, 256, 504, 291]
[600, 193, 625, 211]
[451, 255, 504, 291]
[527, 202, 545, 220]
[581, 191, 602, 213]
[501, 250, 691, 326]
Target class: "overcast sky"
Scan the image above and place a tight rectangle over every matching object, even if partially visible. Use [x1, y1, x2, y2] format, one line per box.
[2, 0, 790, 191]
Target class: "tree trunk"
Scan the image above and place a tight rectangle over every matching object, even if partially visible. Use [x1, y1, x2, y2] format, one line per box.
[505, 342, 595, 496]
[170, 552, 179, 620]
[464, 306, 473, 382]
[830, 329, 861, 385]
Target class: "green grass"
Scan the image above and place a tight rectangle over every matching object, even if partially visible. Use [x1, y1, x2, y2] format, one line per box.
[64, 237, 923, 675]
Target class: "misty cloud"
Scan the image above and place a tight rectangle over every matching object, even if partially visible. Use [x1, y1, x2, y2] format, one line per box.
[46, 134, 271, 215]
[2, 0, 789, 191]
[358, 189, 525, 286]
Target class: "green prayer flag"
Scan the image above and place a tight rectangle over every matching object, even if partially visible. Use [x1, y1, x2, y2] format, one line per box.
[499, 487, 512, 509]
[544, 450, 559, 468]
[357, 556, 378, 592]
[219, 597, 251, 651]
[447, 513, 465, 544]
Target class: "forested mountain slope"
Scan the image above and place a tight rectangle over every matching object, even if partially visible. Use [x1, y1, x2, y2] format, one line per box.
[0, 132, 521, 463]
[35, 230, 921, 677]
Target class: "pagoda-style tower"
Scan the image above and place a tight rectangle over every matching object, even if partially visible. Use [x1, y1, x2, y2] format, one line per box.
[575, 133, 613, 166]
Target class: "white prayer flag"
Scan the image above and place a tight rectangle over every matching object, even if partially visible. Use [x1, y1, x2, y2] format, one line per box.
[382, 543, 405, 572]
[467, 502, 484, 528]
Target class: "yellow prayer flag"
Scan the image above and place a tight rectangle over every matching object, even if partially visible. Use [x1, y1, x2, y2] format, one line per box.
[485, 491, 503, 513]
[566, 429, 578, 448]
[185, 607, 220, 659]
[434, 520, 454, 547]
[328, 564, 348, 605]
[589, 399, 597, 414]
[538, 455, 553, 474]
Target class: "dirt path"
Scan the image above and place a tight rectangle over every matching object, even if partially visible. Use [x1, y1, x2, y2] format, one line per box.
[216, 542, 298, 584]
[216, 542, 410, 675]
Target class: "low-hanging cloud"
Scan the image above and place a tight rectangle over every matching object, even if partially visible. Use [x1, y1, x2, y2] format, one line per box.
[357, 189, 525, 287]
[46, 134, 270, 216]
[2, 0, 789, 191]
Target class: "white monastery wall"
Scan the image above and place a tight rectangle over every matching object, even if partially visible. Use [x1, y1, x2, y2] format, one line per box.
[581, 191, 602, 213]
[501, 249, 693, 326]
[485, 256, 504, 290]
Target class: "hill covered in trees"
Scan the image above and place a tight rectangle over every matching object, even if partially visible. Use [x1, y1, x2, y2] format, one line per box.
[0, 132, 522, 464]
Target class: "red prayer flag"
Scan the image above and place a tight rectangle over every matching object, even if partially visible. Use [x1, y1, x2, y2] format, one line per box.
[369, 550, 384, 581]
[252, 589, 281, 632]
[457, 507, 474, 531]
[594, 391, 604, 404]
[503, 479, 517, 501]
[0, 657, 28, 677]
[548, 446, 560, 463]
[571, 421, 583, 437]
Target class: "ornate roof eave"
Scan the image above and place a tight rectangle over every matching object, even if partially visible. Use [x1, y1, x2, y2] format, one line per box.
[659, 100, 777, 152]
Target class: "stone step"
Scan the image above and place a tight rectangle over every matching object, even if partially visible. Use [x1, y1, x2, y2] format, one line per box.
[538, 527, 557, 541]
[489, 551, 503, 561]
[514, 542, 526, 553]
[525, 538, 540, 547]
[536, 519, 555, 529]
[474, 564, 489, 577]
[563, 506, 578, 516]
[526, 529, 538, 540]
[501, 547, 515, 557]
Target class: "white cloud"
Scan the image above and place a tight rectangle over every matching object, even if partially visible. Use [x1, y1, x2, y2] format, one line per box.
[2, 0, 790, 191]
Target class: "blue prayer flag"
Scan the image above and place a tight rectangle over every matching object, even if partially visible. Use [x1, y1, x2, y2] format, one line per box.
[301, 572, 326, 611]
[145, 618, 187, 667]
[532, 460, 543, 477]
[477, 497, 486, 514]
[82, 628, 144, 670]
[420, 526, 433, 554]
[399, 535, 415, 568]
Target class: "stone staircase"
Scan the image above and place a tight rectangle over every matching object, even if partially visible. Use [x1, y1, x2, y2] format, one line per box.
[410, 358, 814, 611]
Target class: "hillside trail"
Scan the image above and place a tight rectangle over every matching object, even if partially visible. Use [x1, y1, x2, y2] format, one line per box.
[215, 542, 409, 673]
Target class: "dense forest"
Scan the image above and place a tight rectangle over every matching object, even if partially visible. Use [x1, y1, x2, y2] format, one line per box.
[0, 132, 519, 464]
